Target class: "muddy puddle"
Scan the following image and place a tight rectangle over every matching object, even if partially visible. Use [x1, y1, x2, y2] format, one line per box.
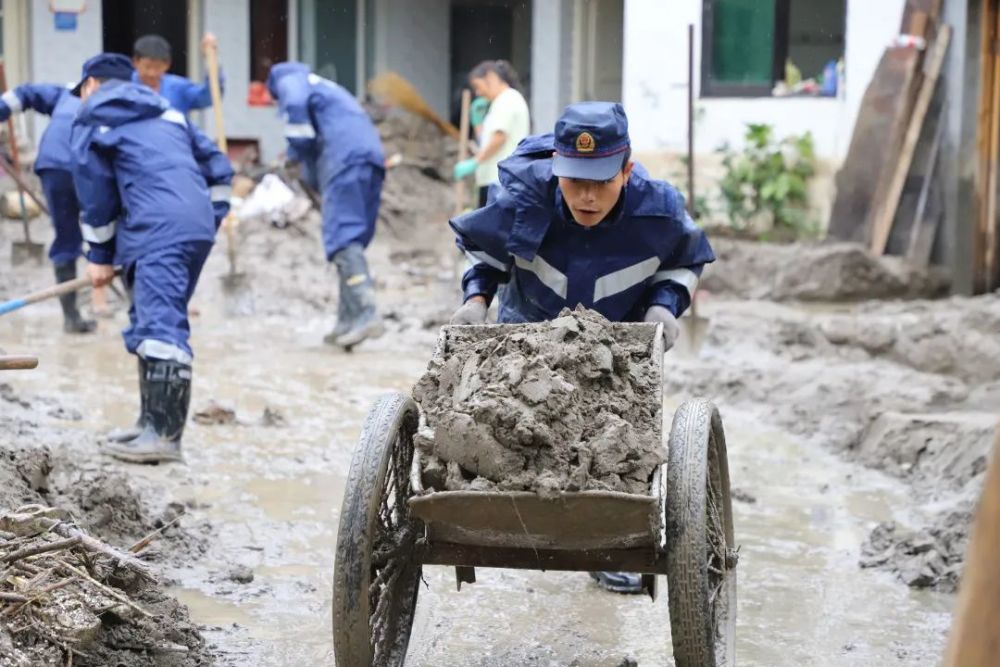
[1, 272, 954, 666]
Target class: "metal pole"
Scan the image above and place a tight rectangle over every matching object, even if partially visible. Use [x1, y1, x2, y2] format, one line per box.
[687, 23, 696, 217]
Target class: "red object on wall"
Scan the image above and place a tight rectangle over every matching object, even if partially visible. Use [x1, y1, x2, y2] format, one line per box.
[247, 81, 273, 107]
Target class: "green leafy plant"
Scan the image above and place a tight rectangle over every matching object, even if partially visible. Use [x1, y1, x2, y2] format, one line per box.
[718, 124, 817, 238]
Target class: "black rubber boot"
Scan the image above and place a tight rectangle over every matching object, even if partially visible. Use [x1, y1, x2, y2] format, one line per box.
[106, 358, 148, 443]
[326, 244, 384, 349]
[106, 360, 191, 464]
[327, 262, 355, 341]
[54, 262, 96, 334]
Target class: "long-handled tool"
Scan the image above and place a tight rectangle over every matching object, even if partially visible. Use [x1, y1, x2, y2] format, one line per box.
[675, 23, 710, 358]
[368, 72, 461, 139]
[454, 89, 472, 216]
[205, 42, 253, 316]
[0, 355, 38, 371]
[0, 60, 44, 265]
[0, 274, 90, 316]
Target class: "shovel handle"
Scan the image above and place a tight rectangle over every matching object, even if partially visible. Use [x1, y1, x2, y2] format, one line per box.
[0, 61, 31, 237]
[0, 355, 38, 371]
[0, 268, 120, 316]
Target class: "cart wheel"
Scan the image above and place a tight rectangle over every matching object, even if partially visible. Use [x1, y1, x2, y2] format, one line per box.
[666, 400, 737, 667]
[332, 392, 423, 666]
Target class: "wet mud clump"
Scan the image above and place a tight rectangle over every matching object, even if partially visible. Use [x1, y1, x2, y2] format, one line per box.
[413, 308, 663, 496]
[0, 506, 208, 667]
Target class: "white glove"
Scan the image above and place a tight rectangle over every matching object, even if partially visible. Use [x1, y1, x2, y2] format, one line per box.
[644, 305, 680, 350]
[450, 299, 488, 325]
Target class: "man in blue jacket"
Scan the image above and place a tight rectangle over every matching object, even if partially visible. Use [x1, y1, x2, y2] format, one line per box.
[72, 54, 233, 464]
[0, 82, 95, 332]
[449, 102, 715, 593]
[267, 62, 385, 349]
[132, 33, 222, 114]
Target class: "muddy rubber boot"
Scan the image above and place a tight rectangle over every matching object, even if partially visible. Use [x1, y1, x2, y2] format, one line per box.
[106, 358, 148, 443]
[327, 244, 384, 349]
[325, 264, 355, 343]
[589, 571, 643, 594]
[106, 360, 190, 464]
[54, 262, 96, 334]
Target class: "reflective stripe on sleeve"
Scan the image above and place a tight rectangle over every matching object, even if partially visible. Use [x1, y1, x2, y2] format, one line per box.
[210, 184, 232, 201]
[593, 256, 660, 302]
[284, 122, 316, 139]
[652, 268, 699, 296]
[1, 91, 22, 114]
[465, 249, 506, 272]
[81, 221, 117, 244]
[160, 109, 187, 126]
[513, 254, 567, 299]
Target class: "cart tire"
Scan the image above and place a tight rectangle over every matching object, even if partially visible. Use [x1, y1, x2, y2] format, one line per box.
[666, 399, 737, 667]
[332, 392, 423, 666]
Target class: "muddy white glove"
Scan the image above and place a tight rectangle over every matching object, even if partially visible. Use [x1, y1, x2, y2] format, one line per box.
[450, 299, 488, 325]
[644, 305, 680, 350]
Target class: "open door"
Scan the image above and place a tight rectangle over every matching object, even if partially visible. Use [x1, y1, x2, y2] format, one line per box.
[102, 0, 188, 76]
[576, 0, 624, 102]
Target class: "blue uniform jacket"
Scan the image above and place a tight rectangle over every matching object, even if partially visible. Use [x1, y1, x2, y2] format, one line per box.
[266, 62, 383, 180]
[451, 134, 715, 323]
[0, 84, 79, 172]
[71, 80, 234, 266]
[132, 71, 223, 114]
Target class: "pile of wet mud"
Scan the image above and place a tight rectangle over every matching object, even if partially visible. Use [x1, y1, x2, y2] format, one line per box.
[702, 238, 950, 301]
[0, 380, 212, 664]
[666, 293, 999, 591]
[0, 505, 208, 666]
[413, 308, 663, 496]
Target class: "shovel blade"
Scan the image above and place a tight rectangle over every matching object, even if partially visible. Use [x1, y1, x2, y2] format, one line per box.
[11, 242, 45, 266]
[674, 314, 710, 357]
[221, 273, 255, 317]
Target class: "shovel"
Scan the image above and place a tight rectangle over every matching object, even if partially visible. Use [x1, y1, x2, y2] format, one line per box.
[0, 61, 44, 265]
[0, 269, 119, 316]
[206, 41, 254, 315]
[676, 23, 709, 356]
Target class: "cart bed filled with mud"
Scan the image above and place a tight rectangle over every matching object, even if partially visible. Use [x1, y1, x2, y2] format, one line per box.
[331, 309, 738, 666]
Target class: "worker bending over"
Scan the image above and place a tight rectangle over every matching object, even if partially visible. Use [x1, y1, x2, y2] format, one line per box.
[132, 33, 223, 114]
[449, 102, 715, 592]
[0, 81, 95, 332]
[267, 62, 386, 348]
[72, 54, 233, 463]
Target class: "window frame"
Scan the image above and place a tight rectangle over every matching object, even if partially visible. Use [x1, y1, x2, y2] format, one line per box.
[700, 0, 791, 98]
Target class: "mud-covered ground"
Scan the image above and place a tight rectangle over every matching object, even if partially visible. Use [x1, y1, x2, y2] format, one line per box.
[1, 186, 990, 666]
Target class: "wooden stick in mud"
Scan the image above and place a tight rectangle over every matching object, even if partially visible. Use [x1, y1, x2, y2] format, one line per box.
[0, 355, 38, 371]
[942, 426, 1000, 666]
[454, 89, 472, 216]
[1, 536, 79, 563]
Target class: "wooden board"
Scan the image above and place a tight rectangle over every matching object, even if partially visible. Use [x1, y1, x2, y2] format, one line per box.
[828, 47, 922, 243]
[943, 428, 1000, 667]
[869, 25, 952, 256]
[409, 490, 658, 551]
[901, 0, 943, 35]
[907, 103, 947, 267]
[975, 0, 1000, 292]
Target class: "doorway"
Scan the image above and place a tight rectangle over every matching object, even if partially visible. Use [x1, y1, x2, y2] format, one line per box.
[102, 0, 189, 76]
[575, 0, 623, 102]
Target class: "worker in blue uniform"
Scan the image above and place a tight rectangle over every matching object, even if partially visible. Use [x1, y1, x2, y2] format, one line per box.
[72, 53, 233, 464]
[132, 33, 222, 114]
[0, 82, 95, 333]
[449, 101, 715, 593]
[267, 62, 386, 349]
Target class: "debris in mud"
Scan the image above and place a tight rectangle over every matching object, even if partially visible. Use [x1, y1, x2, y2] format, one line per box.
[413, 308, 663, 496]
[260, 406, 287, 427]
[193, 401, 237, 426]
[227, 565, 255, 585]
[860, 511, 970, 592]
[0, 505, 208, 666]
[731, 488, 758, 504]
[701, 238, 949, 301]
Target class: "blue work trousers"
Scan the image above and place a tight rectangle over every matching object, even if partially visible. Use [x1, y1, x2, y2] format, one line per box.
[320, 162, 384, 260]
[122, 240, 212, 363]
[38, 169, 83, 265]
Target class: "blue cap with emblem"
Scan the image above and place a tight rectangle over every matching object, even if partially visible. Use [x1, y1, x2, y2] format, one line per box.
[71, 53, 135, 96]
[551, 101, 630, 181]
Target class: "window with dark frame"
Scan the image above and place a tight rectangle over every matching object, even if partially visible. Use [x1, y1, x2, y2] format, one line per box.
[250, 0, 288, 83]
[702, 0, 846, 98]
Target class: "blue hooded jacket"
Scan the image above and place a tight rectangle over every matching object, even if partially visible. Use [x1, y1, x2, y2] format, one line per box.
[451, 134, 715, 323]
[0, 84, 79, 173]
[132, 71, 223, 114]
[71, 80, 234, 266]
[266, 62, 383, 181]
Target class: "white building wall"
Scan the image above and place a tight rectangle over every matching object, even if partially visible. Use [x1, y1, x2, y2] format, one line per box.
[372, 0, 450, 118]
[623, 0, 907, 163]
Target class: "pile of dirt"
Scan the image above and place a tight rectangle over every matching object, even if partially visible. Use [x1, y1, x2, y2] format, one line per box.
[412, 308, 663, 496]
[701, 238, 950, 301]
[371, 108, 456, 240]
[664, 293, 999, 592]
[0, 505, 208, 666]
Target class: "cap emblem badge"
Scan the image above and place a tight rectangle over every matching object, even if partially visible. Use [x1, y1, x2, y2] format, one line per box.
[575, 131, 595, 153]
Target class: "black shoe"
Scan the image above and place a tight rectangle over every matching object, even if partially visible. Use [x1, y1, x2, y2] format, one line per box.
[589, 571, 644, 594]
[106, 359, 190, 464]
[106, 358, 148, 443]
[54, 262, 96, 334]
